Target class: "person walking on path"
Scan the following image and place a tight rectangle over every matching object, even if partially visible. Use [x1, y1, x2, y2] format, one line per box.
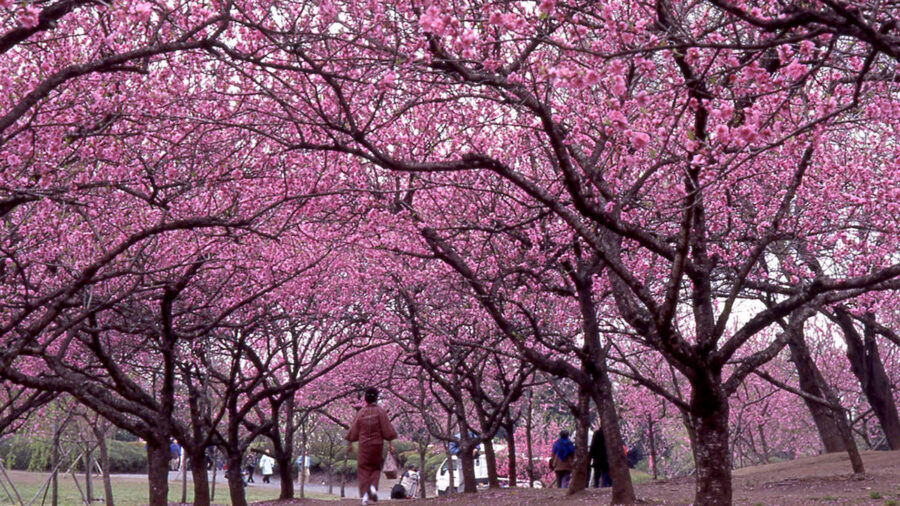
[549, 430, 576, 489]
[590, 425, 612, 488]
[259, 450, 275, 484]
[245, 453, 258, 483]
[346, 387, 398, 504]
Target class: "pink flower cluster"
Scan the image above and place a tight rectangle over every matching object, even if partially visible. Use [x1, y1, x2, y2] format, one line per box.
[19, 5, 41, 28]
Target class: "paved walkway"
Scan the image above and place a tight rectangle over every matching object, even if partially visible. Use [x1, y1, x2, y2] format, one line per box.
[164, 470, 401, 500]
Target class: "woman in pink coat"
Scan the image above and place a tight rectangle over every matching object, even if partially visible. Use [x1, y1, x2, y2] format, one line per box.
[346, 387, 398, 504]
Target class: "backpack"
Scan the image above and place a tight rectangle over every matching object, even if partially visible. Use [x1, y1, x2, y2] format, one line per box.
[391, 483, 407, 499]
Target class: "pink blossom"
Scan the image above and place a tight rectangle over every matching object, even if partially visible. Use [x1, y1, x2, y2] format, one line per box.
[419, 6, 447, 36]
[798, 40, 815, 57]
[19, 6, 41, 28]
[625, 129, 650, 150]
[736, 125, 758, 144]
[134, 3, 153, 22]
[713, 102, 734, 122]
[607, 110, 628, 129]
[612, 75, 627, 97]
[538, 0, 557, 15]
[782, 60, 806, 80]
[714, 124, 730, 143]
[376, 71, 396, 91]
[634, 91, 649, 107]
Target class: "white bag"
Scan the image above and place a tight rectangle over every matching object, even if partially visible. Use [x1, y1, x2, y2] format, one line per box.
[383, 451, 399, 479]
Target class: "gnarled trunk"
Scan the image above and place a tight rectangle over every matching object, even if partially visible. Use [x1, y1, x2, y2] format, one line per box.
[276, 454, 294, 499]
[225, 450, 247, 506]
[91, 426, 115, 506]
[690, 380, 732, 506]
[788, 331, 848, 452]
[834, 310, 900, 450]
[596, 373, 636, 503]
[525, 392, 536, 488]
[187, 446, 211, 506]
[566, 391, 590, 495]
[503, 422, 517, 488]
[459, 446, 477, 493]
[483, 439, 500, 489]
[146, 438, 170, 506]
[574, 266, 635, 503]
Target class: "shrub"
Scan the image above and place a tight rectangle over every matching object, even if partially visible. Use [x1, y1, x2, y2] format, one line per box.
[105, 441, 148, 473]
[0, 435, 49, 471]
[0, 436, 147, 473]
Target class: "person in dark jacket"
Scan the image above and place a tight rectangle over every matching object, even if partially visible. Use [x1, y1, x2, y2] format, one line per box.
[590, 424, 611, 488]
[346, 387, 398, 504]
[244, 453, 257, 483]
[549, 430, 576, 488]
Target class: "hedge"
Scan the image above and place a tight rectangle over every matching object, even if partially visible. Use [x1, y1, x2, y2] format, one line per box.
[0, 436, 147, 473]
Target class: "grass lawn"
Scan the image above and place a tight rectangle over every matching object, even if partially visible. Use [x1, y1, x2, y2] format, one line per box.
[0, 471, 336, 505]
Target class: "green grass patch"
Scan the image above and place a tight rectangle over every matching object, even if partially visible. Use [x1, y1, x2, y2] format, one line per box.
[629, 468, 653, 485]
[0, 471, 300, 505]
[871, 491, 884, 499]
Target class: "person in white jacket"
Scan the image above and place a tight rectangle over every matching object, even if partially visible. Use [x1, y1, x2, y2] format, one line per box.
[259, 450, 276, 484]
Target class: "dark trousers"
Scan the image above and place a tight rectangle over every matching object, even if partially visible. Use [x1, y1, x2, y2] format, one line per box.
[590, 468, 612, 488]
[555, 470, 571, 488]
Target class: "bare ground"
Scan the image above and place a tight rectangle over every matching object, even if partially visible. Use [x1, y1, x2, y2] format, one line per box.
[253, 450, 900, 505]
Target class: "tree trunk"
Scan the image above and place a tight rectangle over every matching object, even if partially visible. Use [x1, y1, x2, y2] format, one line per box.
[299, 453, 306, 499]
[92, 426, 115, 506]
[828, 406, 865, 475]
[566, 390, 590, 495]
[834, 310, 900, 450]
[146, 438, 170, 506]
[188, 447, 211, 506]
[51, 417, 61, 506]
[459, 446, 477, 493]
[210, 447, 217, 503]
[339, 454, 347, 498]
[812, 368, 866, 475]
[418, 446, 428, 498]
[483, 439, 500, 489]
[758, 425, 770, 464]
[181, 458, 187, 504]
[85, 446, 93, 503]
[277, 454, 294, 499]
[445, 448, 455, 495]
[225, 450, 248, 506]
[503, 422, 517, 488]
[525, 391, 535, 488]
[648, 415, 658, 480]
[690, 381, 732, 506]
[299, 426, 307, 499]
[277, 395, 297, 499]
[574, 266, 635, 501]
[788, 331, 848, 453]
[596, 374, 636, 503]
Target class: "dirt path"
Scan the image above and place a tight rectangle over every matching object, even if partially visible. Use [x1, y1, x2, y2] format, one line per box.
[254, 450, 900, 505]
